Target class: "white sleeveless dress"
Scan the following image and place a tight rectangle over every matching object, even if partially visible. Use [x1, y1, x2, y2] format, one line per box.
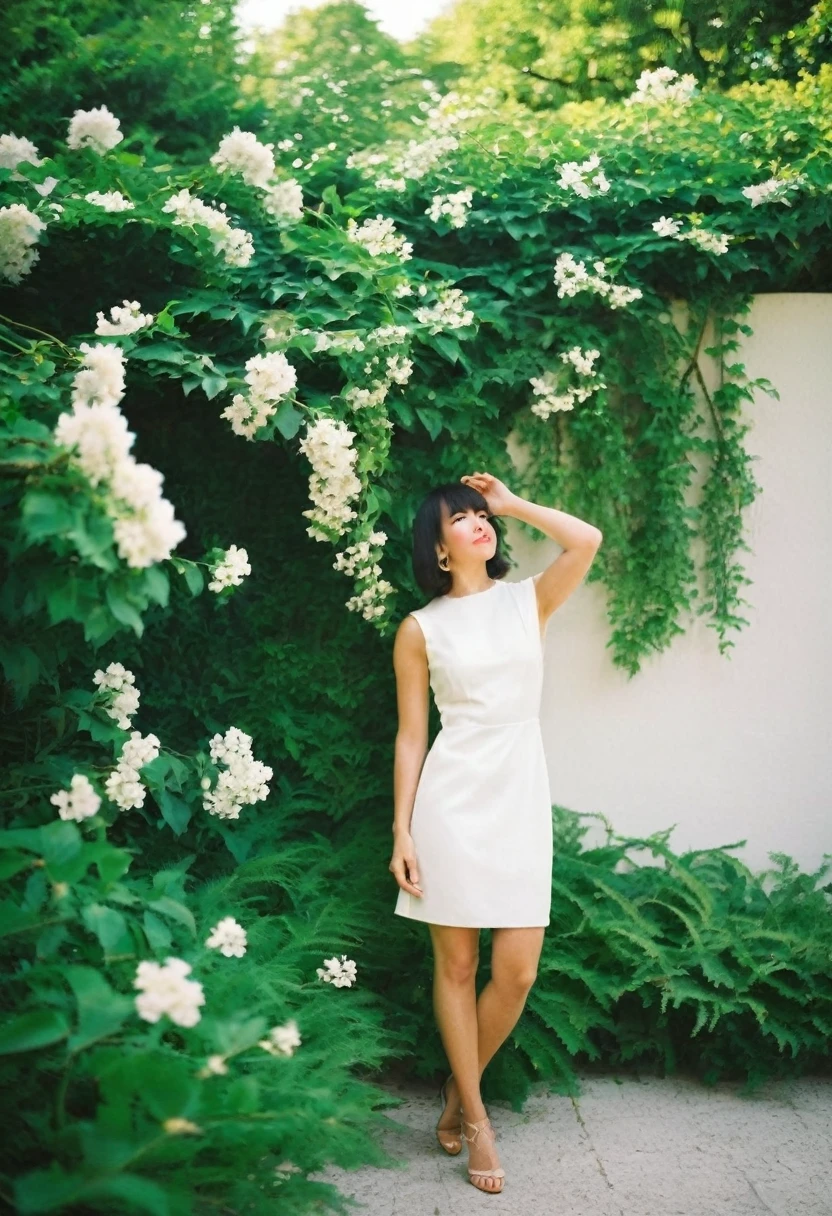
[393, 574, 553, 928]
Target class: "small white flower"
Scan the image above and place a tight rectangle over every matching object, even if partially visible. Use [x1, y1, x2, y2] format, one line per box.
[316, 954, 357, 988]
[134, 957, 205, 1027]
[0, 132, 43, 171]
[262, 178, 304, 225]
[50, 773, 101, 822]
[211, 127, 276, 189]
[346, 214, 412, 261]
[208, 544, 252, 592]
[0, 203, 46, 283]
[84, 190, 134, 213]
[206, 916, 247, 958]
[426, 187, 473, 229]
[67, 106, 124, 155]
[625, 67, 698, 106]
[652, 215, 683, 237]
[95, 299, 154, 336]
[414, 287, 473, 332]
[741, 176, 804, 207]
[259, 1018, 302, 1056]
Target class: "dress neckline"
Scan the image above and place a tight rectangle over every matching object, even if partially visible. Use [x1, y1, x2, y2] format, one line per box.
[442, 580, 500, 602]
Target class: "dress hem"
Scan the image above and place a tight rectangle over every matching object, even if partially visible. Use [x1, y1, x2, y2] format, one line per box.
[394, 909, 550, 929]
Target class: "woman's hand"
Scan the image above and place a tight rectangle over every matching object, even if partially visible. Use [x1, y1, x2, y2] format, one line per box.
[460, 471, 517, 517]
[389, 831, 423, 898]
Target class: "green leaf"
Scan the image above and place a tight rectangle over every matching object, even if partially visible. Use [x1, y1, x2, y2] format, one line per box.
[182, 563, 204, 596]
[21, 491, 76, 542]
[81, 903, 131, 954]
[0, 1009, 69, 1055]
[0, 850, 33, 880]
[274, 399, 303, 439]
[157, 790, 193, 837]
[105, 584, 144, 636]
[142, 565, 170, 608]
[129, 342, 188, 366]
[414, 406, 443, 441]
[148, 896, 195, 936]
[200, 372, 227, 400]
[140, 1053, 199, 1120]
[16, 1168, 171, 1216]
[143, 910, 173, 951]
[66, 965, 132, 1052]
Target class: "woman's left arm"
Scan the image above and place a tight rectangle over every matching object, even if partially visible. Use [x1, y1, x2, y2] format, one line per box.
[460, 472, 602, 623]
[507, 493, 602, 621]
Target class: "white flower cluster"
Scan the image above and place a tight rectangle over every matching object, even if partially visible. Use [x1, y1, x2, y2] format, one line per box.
[259, 1018, 302, 1056]
[346, 215, 413, 261]
[208, 544, 251, 592]
[203, 726, 273, 821]
[209, 127, 304, 226]
[529, 346, 603, 420]
[741, 176, 805, 207]
[0, 203, 46, 283]
[162, 188, 254, 268]
[553, 252, 643, 309]
[50, 772, 102, 822]
[312, 330, 366, 354]
[316, 954, 357, 987]
[93, 662, 140, 728]
[651, 216, 732, 255]
[220, 349, 297, 440]
[426, 188, 474, 229]
[344, 337, 413, 413]
[261, 178, 304, 226]
[625, 67, 698, 106]
[67, 106, 124, 155]
[333, 530, 395, 621]
[0, 134, 56, 194]
[211, 126, 275, 189]
[414, 287, 474, 333]
[134, 957, 205, 1028]
[53, 344, 187, 567]
[298, 416, 363, 542]
[95, 299, 154, 336]
[347, 134, 459, 192]
[105, 729, 161, 811]
[557, 153, 611, 198]
[206, 916, 247, 957]
[0, 132, 42, 171]
[84, 190, 134, 213]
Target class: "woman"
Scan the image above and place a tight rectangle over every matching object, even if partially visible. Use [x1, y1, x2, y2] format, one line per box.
[389, 470, 602, 1194]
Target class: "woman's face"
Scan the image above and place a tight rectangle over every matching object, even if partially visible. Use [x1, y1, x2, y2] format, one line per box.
[437, 502, 496, 569]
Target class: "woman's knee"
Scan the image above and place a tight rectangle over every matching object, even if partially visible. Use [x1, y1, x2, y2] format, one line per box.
[493, 962, 538, 993]
[438, 953, 479, 985]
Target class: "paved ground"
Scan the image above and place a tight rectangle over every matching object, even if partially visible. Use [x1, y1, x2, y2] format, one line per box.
[311, 1074, 832, 1216]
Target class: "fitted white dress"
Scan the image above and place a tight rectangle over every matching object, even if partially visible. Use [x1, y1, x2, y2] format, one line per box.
[393, 574, 553, 928]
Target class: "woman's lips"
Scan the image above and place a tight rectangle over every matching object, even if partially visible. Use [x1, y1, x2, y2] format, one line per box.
[473, 536, 490, 544]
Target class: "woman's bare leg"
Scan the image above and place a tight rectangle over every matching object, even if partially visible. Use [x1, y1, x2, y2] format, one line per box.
[441, 926, 545, 1113]
[428, 924, 484, 1118]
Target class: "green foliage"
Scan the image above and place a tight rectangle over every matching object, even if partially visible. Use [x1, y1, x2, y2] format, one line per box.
[0, 0, 263, 164]
[418, 0, 825, 106]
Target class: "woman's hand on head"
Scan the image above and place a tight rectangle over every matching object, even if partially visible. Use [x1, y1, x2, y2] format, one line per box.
[389, 831, 423, 897]
[460, 471, 516, 517]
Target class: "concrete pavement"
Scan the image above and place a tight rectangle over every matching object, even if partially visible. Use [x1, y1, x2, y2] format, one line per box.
[311, 1074, 832, 1216]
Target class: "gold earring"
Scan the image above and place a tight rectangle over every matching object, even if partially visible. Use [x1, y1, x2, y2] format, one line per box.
[439, 555, 450, 571]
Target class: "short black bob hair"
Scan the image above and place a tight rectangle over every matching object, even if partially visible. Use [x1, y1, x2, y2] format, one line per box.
[412, 480, 512, 599]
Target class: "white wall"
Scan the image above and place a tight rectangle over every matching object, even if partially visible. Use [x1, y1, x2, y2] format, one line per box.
[506, 294, 832, 872]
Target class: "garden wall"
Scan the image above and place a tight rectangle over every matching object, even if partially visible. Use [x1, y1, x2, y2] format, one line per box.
[507, 293, 832, 870]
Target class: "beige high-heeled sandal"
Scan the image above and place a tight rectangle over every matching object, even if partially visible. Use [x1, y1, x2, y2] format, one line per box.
[461, 1114, 505, 1193]
[435, 1074, 463, 1155]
